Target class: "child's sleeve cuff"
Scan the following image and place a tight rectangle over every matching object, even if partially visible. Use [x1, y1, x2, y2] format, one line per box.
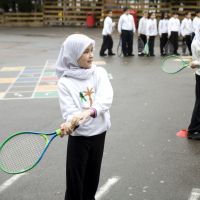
[90, 108, 97, 118]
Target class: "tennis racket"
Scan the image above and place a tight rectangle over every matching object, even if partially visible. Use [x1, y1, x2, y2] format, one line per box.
[0, 129, 62, 174]
[161, 55, 191, 74]
[138, 36, 145, 54]
[182, 38, 187, 56]
[117, 37, 122, 57]
[164, 40, 174, 55]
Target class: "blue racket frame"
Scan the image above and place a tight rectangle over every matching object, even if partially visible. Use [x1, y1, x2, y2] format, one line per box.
[0, 129, 61, 174]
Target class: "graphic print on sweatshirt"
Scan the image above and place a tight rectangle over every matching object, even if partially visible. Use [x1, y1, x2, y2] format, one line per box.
[79, 87, 95, 109]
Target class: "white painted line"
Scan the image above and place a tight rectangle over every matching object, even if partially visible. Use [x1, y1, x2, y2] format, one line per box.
[2, 67, 25, 99]
[188, 188, 200, 200]
[95, 176, 120, 200]
[0, 173, 27, 194]
[31, 60, 48, 98]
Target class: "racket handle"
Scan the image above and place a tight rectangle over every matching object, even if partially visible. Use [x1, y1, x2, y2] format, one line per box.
[56, 129, 62, 136]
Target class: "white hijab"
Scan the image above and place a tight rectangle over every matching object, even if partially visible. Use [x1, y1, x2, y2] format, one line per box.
[194, 24, 200, 45]
[56, 34, 95, 79]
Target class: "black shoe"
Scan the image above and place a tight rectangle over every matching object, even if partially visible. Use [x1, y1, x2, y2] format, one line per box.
[150, 54, 155, 57]
[100, 53, 107, 57]
[124, 54, 129, 57]
[188, 132, 200, 140]
[108, 52, 116, 56]
[161, 53, 166, 56]
[174, 53, 180, 56]
[128, 54, 134, 56]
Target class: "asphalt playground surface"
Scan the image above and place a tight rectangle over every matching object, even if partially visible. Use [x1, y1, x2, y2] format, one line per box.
[0, 27, 200, 200]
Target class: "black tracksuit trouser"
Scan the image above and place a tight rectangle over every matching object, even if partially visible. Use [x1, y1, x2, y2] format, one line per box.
[188, 74, 200, 134]
[183, 35, 192, 55]
[100, 35, 113, 55]
[65, 132, 106, 200]
[121, 30, 133, 56]
[160, 33, 168, 55]
[169, 31, 179, 54]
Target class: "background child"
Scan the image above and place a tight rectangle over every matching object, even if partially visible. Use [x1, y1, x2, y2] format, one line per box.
[138, 10, 148, 56]
[146, 12, 157, 56]
[168, 12, 181, 55]
[180, 12, 193, 56]
[56, 34, 113, 200]
[159, 12, 169, 56]
[99, 10, 116, 57]
[118, 7, 136, 57]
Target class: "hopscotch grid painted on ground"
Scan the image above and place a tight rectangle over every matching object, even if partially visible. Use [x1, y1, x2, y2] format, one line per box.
[1, 66, 26, 99]
[0, 60, 59, 100]
[0, 60, 110, 100]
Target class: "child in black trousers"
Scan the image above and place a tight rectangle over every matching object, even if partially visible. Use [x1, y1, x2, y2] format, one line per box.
[56, 34, 113, 199]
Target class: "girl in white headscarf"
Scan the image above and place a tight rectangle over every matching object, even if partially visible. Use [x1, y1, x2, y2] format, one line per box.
[56, 34, 113, 200]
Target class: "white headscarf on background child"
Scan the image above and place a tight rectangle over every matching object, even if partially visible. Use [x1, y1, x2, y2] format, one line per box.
[56, 34, 96, 79]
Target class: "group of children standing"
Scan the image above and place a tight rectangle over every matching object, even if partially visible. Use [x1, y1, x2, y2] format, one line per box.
[100, 8, 200, 58]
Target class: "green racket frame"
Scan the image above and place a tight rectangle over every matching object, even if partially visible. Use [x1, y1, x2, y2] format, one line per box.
[0, 129, 61, 174]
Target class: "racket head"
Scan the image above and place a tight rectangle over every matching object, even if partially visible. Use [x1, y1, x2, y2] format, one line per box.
[161, 55, 190, 74]
[0, 130, 60, 174]
[182, 39, 187, 55]
[117, 37, 122, 57]
[138, 37, 144, 53]
[164, 40, 174, 55]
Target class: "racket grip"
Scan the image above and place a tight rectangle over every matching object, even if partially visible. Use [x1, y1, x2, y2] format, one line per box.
[56, 129, 62, 136]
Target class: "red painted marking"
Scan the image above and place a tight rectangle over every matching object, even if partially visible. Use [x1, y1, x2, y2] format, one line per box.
[176, 129, 188, 138]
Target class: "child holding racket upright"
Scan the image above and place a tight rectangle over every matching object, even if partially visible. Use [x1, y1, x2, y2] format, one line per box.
[187, 24, 200, 139]
[56, 34, 113, 200]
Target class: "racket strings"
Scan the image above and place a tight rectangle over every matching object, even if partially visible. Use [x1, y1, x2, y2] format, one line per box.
[138, 38, 144, 52]
[0, 134, 47, 173]
[162, 57, 185, 73]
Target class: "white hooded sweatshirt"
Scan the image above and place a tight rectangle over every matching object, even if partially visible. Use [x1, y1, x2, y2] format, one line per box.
[56, 34, 113, 136]
[191, 24, 200, 75]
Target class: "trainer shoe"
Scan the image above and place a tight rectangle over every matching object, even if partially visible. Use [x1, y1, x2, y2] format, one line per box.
[100, 53, 107, 57]
[108, 52, 116, 56]
[188, 132, 200, 140]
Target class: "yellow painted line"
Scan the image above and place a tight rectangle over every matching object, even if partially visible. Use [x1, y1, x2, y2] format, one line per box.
[0, 66, 25, 72]
[174, 58, 192, 62]
[0, 78, 16, 84]
[36, 84, 57, 92]
[181, 56, 192, 59]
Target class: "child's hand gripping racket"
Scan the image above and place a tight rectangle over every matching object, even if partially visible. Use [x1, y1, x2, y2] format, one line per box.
[161, 55, 193, 74]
